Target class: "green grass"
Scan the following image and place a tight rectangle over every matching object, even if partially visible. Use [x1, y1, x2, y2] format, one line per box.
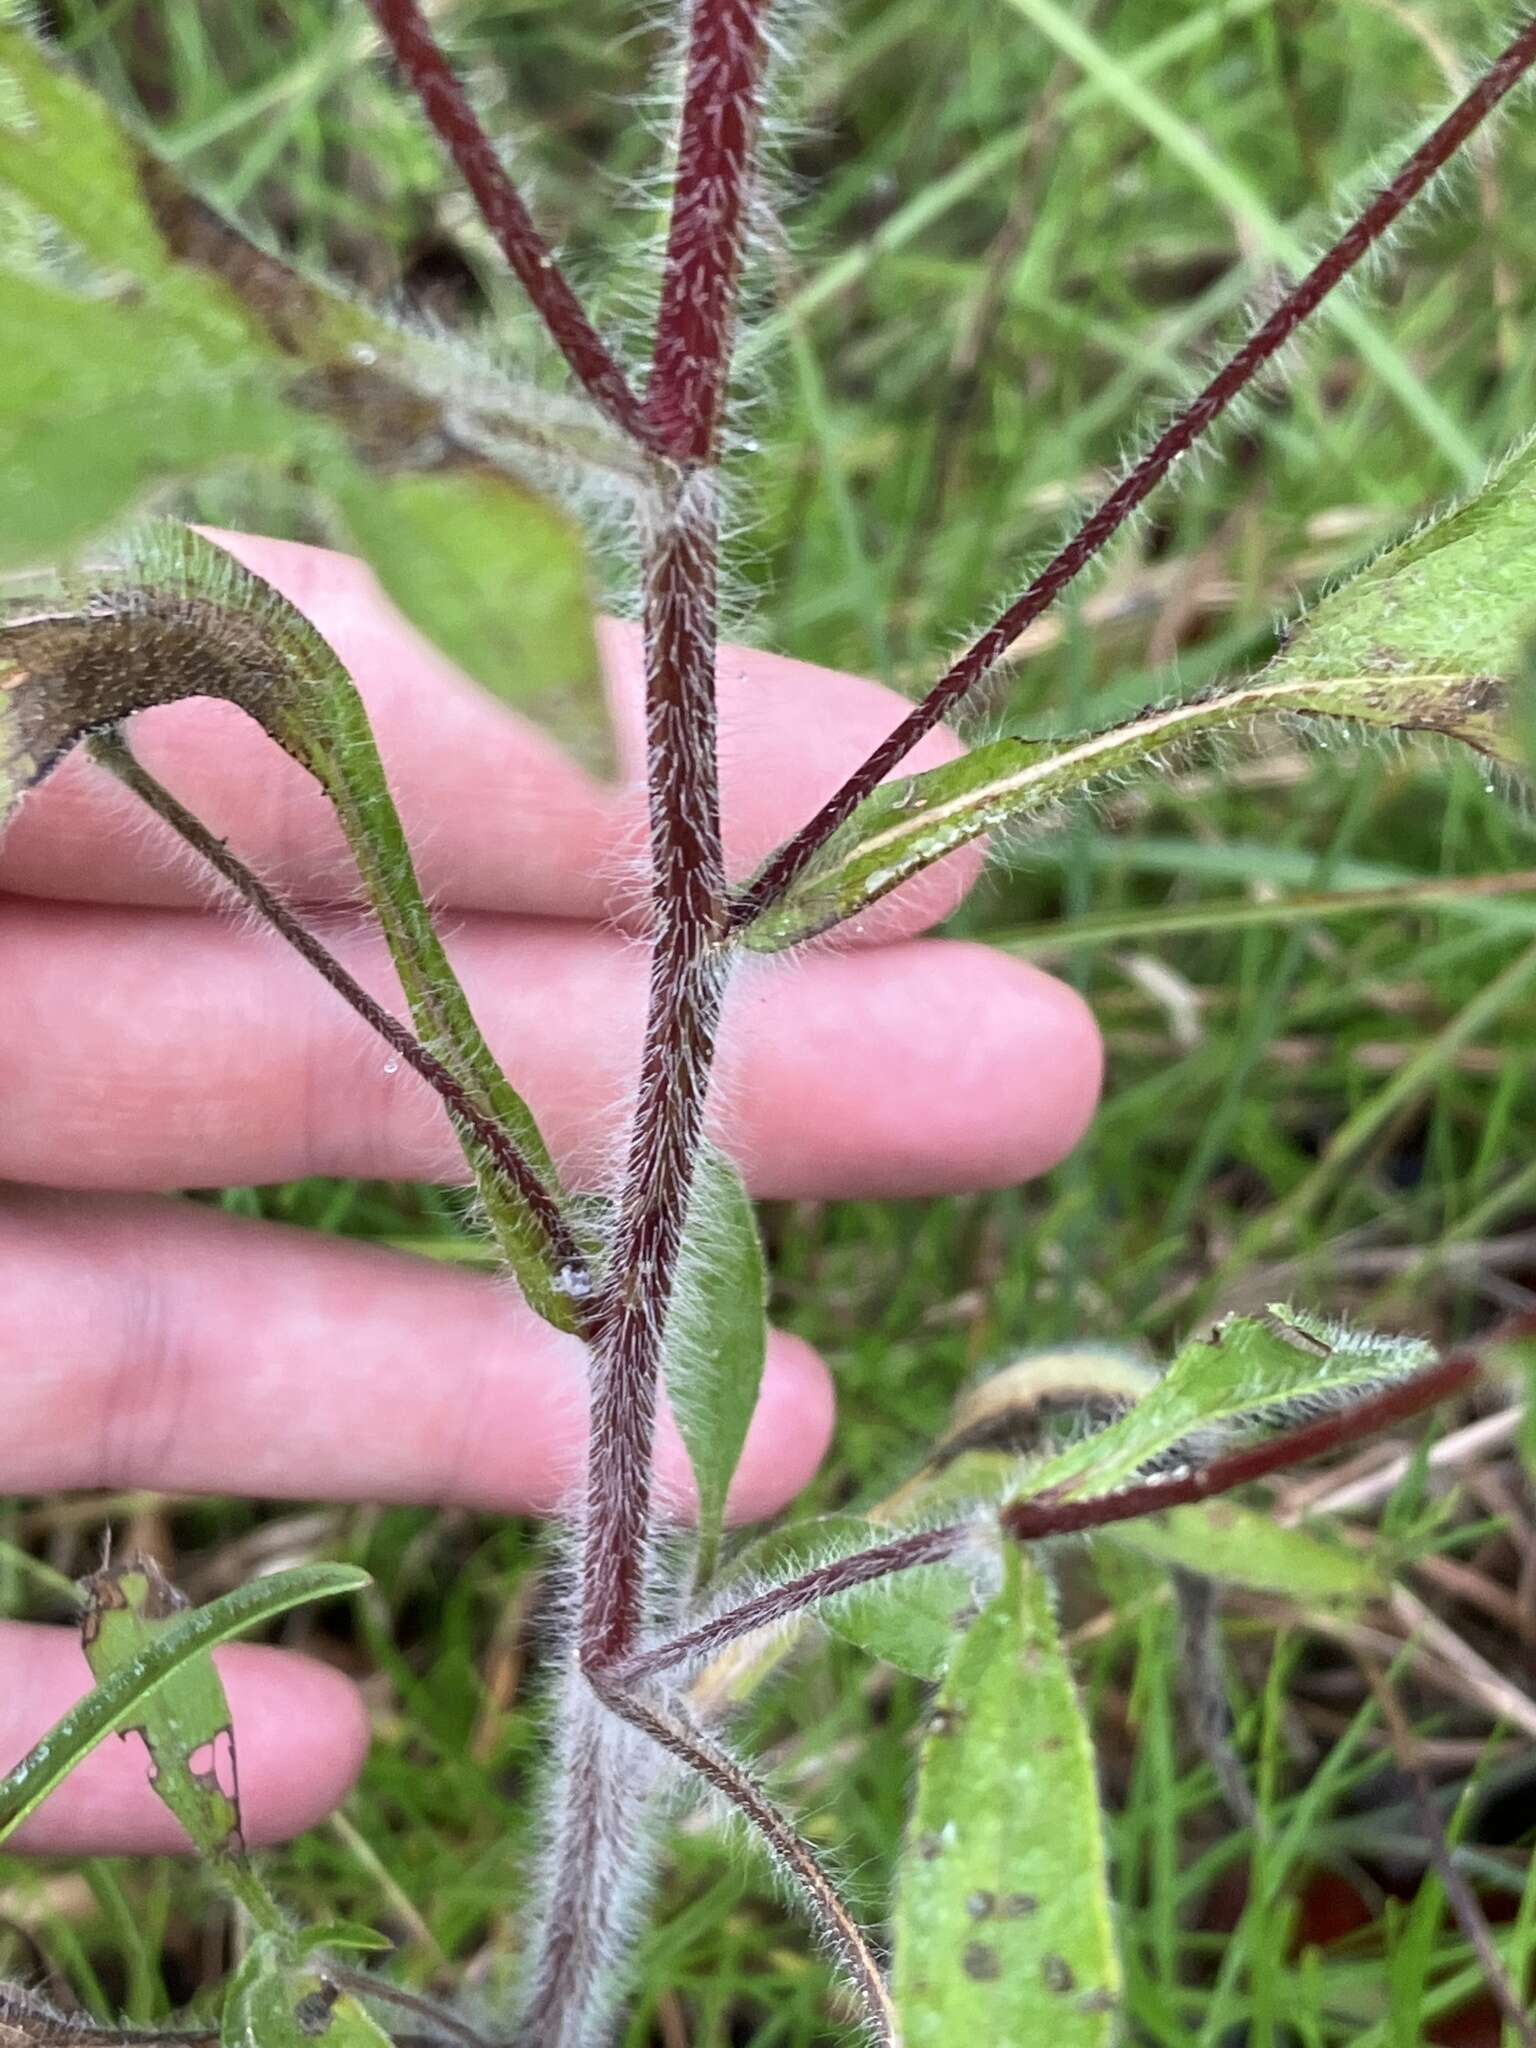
[8, 0, 1536, 2040]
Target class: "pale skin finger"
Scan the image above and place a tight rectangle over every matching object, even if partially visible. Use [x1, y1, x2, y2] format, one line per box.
[0, 1184, 836, 1855]
[0, 1625, 371, 1856]
[0, 1187, 834, 1517]
[0, 906, 1102, 1197]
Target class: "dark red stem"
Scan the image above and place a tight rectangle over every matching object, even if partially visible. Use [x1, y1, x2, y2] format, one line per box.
[363, 0, 653, 448]
[580, 487, 728, 1672]
[617, 1523, 968, 1686]
[644, 0, 772, 461]
[1001, 1352, 1479, 1541]
[730, 13, 1536, 929]
[620, 1353, 1480, 1687]
[578, 0, 774, 1674]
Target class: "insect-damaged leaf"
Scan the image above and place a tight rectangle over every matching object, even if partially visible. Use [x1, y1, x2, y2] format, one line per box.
[0, 524, 584, 1330]
[0, 1563, 368, 1847]
[79, 1557, 245, 1862]
[665, 1148, 770, 1584]
[892, 1549, 1119, 2044]
[742, 439, 1536, 951]
[221, 1936, 392, 2048]
[1018, 1305, 1436, 1506]
[0, 21, 608, 765]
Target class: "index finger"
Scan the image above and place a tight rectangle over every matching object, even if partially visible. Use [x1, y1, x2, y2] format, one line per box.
[0, 531, 981, 940]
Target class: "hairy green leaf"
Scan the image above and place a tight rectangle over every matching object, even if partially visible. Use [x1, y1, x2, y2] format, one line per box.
[692, 1512, 982, 1711]
[666, 1148, 770, 1583]
[1108, 1500, 1379, 1603]
[0, 524, 584, 1328]
[1267, 436, 1536, 704]
[744, 440, 1536, 950]
[0, 19, 252, 308]
[892, 1550, 1120, 2043]
[0, 1562, 368, 1847]
[1020, 1306, 1436, 1504]
[825, 1552, 982, 1679]
[743, 664, 1517, 949]
[221, 1936, 392, 2048]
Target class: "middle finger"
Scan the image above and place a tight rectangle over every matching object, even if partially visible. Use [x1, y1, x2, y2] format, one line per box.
[0, 900, 1100, 1198]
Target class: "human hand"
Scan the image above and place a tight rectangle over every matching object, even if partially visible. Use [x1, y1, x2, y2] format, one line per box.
[0, 531, 1101, 1856]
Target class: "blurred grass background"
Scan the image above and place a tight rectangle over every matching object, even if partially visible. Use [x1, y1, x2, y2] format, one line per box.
[7, 0, 1536, 2039]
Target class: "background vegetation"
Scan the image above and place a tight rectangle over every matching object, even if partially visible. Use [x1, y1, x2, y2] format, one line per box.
[6, 0, 1536, 2038]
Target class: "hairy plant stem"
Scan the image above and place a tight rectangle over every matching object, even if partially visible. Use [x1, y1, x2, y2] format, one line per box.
[619, 1353, 1481, 1689]
[85, 731, 592, 1304]
[510, 481, 732, 2043]
[644, 0, 773, 461]
[731, 11, 1536, 931]
[594, 1677, 899, 2042]
[507, 0, 783, 2028]
[362, 0, 652, 448]
[582, 482, 728, 1668]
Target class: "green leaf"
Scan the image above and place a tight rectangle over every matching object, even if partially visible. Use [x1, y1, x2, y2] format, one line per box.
[1266, 437, 1536, 709]
[331, 467, 603, 773]
[0, 18, 232, 295]
[666, 1148, 770, 1584]
[0, 20, 613, 765]
[78, 1557, 283, 1926]
[892, 1550, 1120, 2043]
[825, 1554, 983, 1679]
[0, 524, 584, 1329]
[705, 1512, 981, 1687]
[1107, 1500, 1380, 1604]
[293, 1925, 395, 1960]
[743, 439, 1536, 951]
[0, 269, 303, 565]
[1018, 1306, 1435, 1504]
[1517, 629, 1536, 775]
[221, 1935, 393, 2048]
[0, 1562, 368, 1848]
[743, 664, 1519, 949]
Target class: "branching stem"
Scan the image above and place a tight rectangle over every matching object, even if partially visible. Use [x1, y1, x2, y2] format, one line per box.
[87, 732, 592, 1306]
[732, 12, 1536, 930]
[519, 0, 776, 2022]
[620, 1354, 1479, 1689]
[363, 0, 653, 449]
